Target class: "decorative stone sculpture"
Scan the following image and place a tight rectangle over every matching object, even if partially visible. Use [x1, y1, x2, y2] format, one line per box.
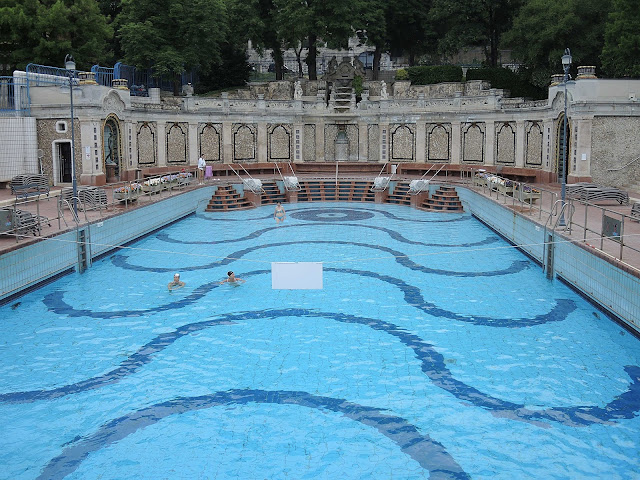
[294, 80, 303, 100]
[327, 56, 338, 77]
[380, 81, 388, 100]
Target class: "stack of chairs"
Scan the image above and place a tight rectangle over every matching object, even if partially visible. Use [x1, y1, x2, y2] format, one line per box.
[10, 174, 50, 200]
[58, 186, 108, 212]
[567, 183, 629, 205]
[0, 208, 50, 238]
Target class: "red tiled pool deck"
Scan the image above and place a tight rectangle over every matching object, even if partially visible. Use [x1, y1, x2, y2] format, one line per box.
[1, 176, 639, 278]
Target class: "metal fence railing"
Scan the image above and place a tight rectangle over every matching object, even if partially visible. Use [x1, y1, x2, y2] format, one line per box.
[0, 76, 30, 116]
[470, 170, 558, 221]
[563, 198, 640, 265]
[91, 65, 114, 87]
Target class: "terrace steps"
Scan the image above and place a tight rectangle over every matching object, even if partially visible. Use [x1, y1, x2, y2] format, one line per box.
[261, 181, 286, 205]
[298, 180, 375, 202]
[205, 185, 254, 211]
[420, 186, 463, 212]
[385, 181, 412, 206]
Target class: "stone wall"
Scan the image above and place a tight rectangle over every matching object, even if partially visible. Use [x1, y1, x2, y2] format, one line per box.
[590, 116, 640, 187]
[17, 77, 640, 187]
[199, 123, 223, 163]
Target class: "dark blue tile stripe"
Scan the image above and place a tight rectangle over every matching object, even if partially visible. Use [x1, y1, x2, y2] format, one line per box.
[42, 268, 565, 327]
[196, 206, 469, 223]
[156, 223, 500, 249]
[36, 389, 471, 480]
[113, 239, 520, 278]
[3, 305, 638, 432]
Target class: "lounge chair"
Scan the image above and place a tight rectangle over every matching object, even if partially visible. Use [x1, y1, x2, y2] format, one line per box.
[631, 202, 640, 221]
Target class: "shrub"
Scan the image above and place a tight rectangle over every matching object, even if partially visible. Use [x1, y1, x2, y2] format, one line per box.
[395, 68, 409, 81]
[465, 67, 546, 100]
[353, 75, 364, 97]
[405, 65, 463, 85]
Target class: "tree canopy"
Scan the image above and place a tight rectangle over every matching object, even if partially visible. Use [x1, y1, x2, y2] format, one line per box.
[600, 0, 640, 77]
[4, 0, 638, 90]
[3, 0, 112, 72]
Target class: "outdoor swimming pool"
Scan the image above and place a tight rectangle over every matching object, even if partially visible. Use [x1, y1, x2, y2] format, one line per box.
[1, 202, 639, 479]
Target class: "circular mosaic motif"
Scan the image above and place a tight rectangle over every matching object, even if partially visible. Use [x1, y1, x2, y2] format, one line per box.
[289, 208, 375, 222]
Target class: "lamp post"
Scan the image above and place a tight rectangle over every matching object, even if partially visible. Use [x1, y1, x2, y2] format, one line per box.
[559, 48, 572, 226]
[65, 54, 78, 217]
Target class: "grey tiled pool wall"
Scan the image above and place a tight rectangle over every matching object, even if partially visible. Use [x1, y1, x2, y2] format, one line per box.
[2, 186, 639, 334]
[459, 188, 640, 333]
[0, 187, 215, 302]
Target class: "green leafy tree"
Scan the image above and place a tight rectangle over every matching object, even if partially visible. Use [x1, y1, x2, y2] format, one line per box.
[351, 0, 387, 79]
[600, 0, 640, 77]
[118, 0, 226, 92]
[504, 0, 611, 80]
[3, 0, 112, 72]
[386, 0, 436, 66]
[429, 0, 522, 67]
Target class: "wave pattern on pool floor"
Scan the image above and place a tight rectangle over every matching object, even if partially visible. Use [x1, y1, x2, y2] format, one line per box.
[1, 204, 639, 480]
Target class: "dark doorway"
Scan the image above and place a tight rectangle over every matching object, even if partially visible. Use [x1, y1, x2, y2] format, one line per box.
[57, 142, 72, 183]
[556, 114, 571, 183]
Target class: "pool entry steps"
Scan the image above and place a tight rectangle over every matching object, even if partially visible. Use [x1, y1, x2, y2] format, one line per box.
[421, 186, 464, 212]
[205, 185, 254, 211]
[205, 180, 464, 212]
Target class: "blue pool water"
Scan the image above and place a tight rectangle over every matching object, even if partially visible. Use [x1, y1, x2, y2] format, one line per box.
[1, 203, 639, 479]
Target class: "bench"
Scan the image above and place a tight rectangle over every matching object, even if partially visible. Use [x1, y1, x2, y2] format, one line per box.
[10, 174, 51, 200]
[632, 202, 640, 221]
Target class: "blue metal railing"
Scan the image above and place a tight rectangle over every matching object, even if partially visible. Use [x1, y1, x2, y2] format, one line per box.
[0, 76, 30, 116]
[25, 64, 76, 85]
[91, 65, 114, 87]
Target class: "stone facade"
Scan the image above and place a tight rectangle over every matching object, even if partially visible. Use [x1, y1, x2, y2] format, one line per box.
[591, 116, 640, 186]
[10, 72, 639, 188]
[199, 123, 223, 163]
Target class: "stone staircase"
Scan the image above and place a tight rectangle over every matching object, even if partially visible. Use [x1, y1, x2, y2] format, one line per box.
[332, 86, 353, 113]
[205, 185, 254, 211]
[385, 181, 412, 206]
[420, 186, 463, 212]
[261, 181, 285, 205]
[297, 180, 375, 202]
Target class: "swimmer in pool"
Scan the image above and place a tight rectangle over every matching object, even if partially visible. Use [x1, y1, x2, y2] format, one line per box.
[168, 273, 185, 291]
[219, 271, 245, 284]
[274, 202, 286, 224]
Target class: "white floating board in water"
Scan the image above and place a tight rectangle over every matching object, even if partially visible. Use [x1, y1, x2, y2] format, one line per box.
[272, 262, 323, 289]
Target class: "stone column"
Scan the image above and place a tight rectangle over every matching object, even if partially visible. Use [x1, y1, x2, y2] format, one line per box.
[543, 119, 554, 172]
[415, 122, 426, 163]
[257, 122, 268, 162]
[157, 122, 166, 167]
[188, 122, 198, 166]
[484, 121, 495, 166]
[293, 123, 303, 162]
[451, 121, 461, 164]
[379, 123, 389, 163]
[572, 117, 593, 181]
[515, 120, 526, 168]
[316, 119, 325, 162]
[222, 122, 233, 164]
[358, 123, 368, 161]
